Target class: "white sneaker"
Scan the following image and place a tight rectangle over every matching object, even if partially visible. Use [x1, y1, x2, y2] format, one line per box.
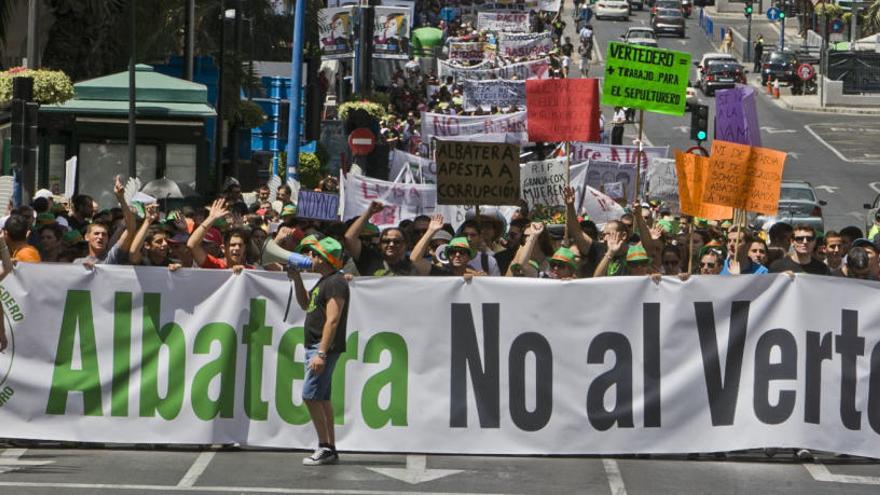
[303, 447, 338, 466]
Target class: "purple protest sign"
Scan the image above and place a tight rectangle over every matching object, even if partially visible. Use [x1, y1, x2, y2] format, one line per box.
[715, 85, 761, 147]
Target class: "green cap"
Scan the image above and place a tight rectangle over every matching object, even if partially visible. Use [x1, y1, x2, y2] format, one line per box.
[62, 230, 83, 244]
[549, 247, 578, 270]
[361, 222, 380, 236]
[35, 212, 56, 225]
[307, 237, 344, 269]
[626, 244, 650, 263]
[445, 236, 476, 259]
[657, 218, 677, 234]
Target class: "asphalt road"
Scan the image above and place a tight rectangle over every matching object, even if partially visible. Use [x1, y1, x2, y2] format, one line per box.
[586, 7, 880, 231]
[0, 444, 879, 494]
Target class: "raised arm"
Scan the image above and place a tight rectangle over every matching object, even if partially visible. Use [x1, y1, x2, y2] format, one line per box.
[344, 201, 384, 262]
[410, 214, 444, 275]
[286, 264, 310, 310]
[563, 186, 593, 258]
[114, 176, 137, 254]
[129, 204, 159, 265]
[632, 203, 661, 264]
[507, 222, 544, 277]
[187, 198, 228, 267]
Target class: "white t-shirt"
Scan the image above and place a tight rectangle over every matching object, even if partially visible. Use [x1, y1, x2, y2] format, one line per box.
[468, 249, 501, 276]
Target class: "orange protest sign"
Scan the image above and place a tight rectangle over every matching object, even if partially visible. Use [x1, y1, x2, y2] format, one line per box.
[702, 140, 786, 216]
[675, 151, 734, 220]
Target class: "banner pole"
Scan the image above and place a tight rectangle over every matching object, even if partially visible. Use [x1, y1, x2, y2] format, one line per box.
[688, 218, 695, 274]
[564, 140, 571, 243]
[634, 109, 645, 203]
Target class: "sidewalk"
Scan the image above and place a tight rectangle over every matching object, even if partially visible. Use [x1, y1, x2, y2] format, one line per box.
[700, 6, 880, 115]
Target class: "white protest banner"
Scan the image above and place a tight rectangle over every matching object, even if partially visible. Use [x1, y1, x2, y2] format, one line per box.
[64, 156, 77, 198]
[319, 7, 355, 59]
[373, 6, 411, 59]
[342, 172, 437, 228]
[570, 142, 670, 170]
[477, 12, 530, 32]
[520, 157, 566, 209]
[646, 157, 678, 202]
[421, 110, 528, 143]
[448, 42, 486, 63]
[498, 32, 554, 58]
[5, 267, 879, 457]
[439, 57, 551, 81]
[389, 150, 437, 184]
[462, 79, 526, 111]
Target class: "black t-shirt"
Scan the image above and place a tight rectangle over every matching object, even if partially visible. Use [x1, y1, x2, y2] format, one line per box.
[304, 272, 349, 354]
[355, 245, 416, 276]
[494, 248, 515, 275]
[769, 256, 831, 275]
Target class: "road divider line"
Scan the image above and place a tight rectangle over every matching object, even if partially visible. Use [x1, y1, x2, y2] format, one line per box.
[177, 451, 216, 488]
[803, 124, 852, 163]
[603, 459, 628, 495]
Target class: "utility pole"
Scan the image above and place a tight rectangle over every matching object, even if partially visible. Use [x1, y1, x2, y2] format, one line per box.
[215, 0, 227, 193]
[286, 0, 306, 182]
[185, 0, 195, 81]
[26, 0, 40, 68]
[128, 0, 137, 180]
[231, 1, 243, 179]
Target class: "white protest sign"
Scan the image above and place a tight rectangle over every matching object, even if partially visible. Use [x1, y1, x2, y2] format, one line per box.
[582, 160, 638, 204]
[570, 143, 669, 170]
[64, 157, 78, 199]
[476, 12, 530, 32]
[570, 162, 627, 223]
[462, 79, 526, 111]
[519, 158, 566, 209]
[645, 157, 678, 202]
[389, 150, 437, 184]
[603, 181, 625, 200]
[448, 42, 486, 63]
[421, 110, 528, 143]
[342, 172, 438, 229]
[439, 57, 551, 81]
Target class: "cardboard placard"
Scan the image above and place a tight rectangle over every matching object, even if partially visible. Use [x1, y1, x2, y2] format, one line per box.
[435, 140, 521, 205]
[520, 158, 567, 209]
[601, 42, 691, 116]
[296, 191, 340, 221]
[715, 85, 761, 147]
[645, 157, 678, 202]
[463, 79, 526, 111]
[703, 141, 786, 215]
[675, 151, 733, 220]
[526, 78, 600, 142]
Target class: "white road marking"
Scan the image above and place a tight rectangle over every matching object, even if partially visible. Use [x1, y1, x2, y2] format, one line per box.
[849, 211, 865, 219]
[804, 463, 880, 485]
[673, 125, 689, 133]
[814, 185, 839, 194]
[871, 182, 880, 194]
[0, 481, 508, 494]
[803, 124, 852, 162]
[788, 152, 800, 159]
[760, 126, 796, 134]
[603, 459, 628, 495]
[0, 449, 54, 474]
[367, 454, 464, 485]
[177, 451, 216, 487]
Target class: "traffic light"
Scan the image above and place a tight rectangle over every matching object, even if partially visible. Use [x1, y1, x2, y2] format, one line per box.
[778, 8, 785, 19]
[690, 103, 709, 142]
[744, 2, 753, 16]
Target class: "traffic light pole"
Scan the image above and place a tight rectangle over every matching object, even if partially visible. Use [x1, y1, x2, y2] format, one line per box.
[746, 13, 753, 62]
[779, 9, 785, 52]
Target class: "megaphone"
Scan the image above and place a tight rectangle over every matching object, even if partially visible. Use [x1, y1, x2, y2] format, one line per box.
[261, 238, 312, 269]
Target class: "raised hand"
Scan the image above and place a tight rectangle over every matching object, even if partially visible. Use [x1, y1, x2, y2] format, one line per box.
[563, 186, 575, 206]
[207, 198, 229, 222]
[368, 201, 385, 215]
[428, 213, 444, 232]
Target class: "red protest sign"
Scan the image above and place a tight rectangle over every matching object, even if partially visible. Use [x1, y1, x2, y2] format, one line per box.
[526, 78, 599, 143]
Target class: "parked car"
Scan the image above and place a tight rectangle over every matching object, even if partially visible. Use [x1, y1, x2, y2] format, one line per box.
[595, 0, 630, 20]
[699, 61, 747, 95]
[863, 193, 880, 238]
[630, 0, 646, 10]
[622, 27, 659, 47]
[651, 8, 686, 37]
[760, 50, 799, 86]
[753, 180, 826, 233]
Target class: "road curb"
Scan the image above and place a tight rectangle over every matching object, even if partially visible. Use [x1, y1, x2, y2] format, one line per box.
[745, 78, 880, 115]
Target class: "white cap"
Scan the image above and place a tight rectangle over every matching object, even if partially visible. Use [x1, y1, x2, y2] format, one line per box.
[34, 189, 54, 200]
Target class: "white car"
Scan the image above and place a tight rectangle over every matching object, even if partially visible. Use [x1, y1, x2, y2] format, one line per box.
[623, 27, 659, 47]
[596, 0, 630, 20]
[694, 52, 738, 78]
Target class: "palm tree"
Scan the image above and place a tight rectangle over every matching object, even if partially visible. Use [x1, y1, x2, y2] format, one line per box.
[863, 0, 880, 37]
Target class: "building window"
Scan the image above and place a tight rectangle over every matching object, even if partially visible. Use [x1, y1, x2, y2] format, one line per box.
[78, 143, 158, 208]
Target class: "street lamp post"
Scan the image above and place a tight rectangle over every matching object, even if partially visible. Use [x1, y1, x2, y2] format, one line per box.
[215, 0, 227, 193]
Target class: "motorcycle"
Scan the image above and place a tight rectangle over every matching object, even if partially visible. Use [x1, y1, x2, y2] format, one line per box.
[791, 70, 818, 95]
[681, 0, 692, 17]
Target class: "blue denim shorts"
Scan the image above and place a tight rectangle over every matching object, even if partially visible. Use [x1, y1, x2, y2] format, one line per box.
[303, 345, 340, 401]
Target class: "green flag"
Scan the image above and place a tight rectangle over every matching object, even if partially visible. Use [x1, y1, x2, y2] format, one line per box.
[601, 42, 691, 116]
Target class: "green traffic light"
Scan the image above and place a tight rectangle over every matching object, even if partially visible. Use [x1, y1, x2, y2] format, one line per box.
[779, 11, 785, 19]
[697, 130, 707, 140]
[745, 6, 753, 14]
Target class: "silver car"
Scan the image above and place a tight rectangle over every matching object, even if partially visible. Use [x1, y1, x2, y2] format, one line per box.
[753, 180, 826, 233]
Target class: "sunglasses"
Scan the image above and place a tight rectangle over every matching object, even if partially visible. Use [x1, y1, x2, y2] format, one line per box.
[794, 236, 815, 243]
[700, 262, 716, 268]
[448, 248, 469, 257]
[381, 238, 404, 245]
